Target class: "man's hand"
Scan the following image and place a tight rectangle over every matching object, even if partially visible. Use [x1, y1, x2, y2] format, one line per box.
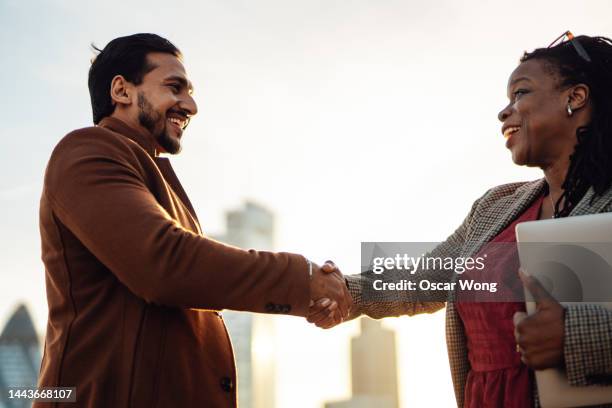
[514, 268, 565, 370]
[307, 261, 351, 329]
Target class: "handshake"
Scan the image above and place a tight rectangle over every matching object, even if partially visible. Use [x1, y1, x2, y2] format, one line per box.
[307, 261, 353, 329]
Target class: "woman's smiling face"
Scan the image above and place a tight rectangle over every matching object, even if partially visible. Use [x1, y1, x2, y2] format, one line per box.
[498, 58, 579, 168]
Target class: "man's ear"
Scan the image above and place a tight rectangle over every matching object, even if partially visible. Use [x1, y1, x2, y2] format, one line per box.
[110, 75, 133, 107]
[567, 83, 590, 111]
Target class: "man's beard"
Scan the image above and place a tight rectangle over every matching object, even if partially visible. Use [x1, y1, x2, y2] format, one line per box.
[137, 92, 182, 154]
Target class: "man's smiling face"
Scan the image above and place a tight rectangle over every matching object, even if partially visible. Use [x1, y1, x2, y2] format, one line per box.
[133, 52, 197, 154]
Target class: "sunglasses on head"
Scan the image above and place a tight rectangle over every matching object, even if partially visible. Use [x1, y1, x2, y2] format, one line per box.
[548, 30, 592, 62]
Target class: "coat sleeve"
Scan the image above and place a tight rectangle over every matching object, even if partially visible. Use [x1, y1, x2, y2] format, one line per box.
[43, 130, 311, 316]
[564, 304, 612, 386]
[345, 189, 485, 320]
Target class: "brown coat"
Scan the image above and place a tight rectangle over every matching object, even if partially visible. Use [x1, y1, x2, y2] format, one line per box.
[36, 117, 310, 408]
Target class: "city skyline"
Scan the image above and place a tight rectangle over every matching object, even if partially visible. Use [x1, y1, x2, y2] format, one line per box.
[0, 303, 41, 408]
[214, 201, 278, 408]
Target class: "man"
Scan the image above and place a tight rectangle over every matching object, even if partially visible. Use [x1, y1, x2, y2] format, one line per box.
[36, 33, 351, 408]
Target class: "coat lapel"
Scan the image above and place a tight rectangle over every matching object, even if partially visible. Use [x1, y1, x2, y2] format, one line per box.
[154, 157, 202, 232]
[464, 179, 547, 256]
[569, 184, 612, 216]
[98, 117, 203, 233]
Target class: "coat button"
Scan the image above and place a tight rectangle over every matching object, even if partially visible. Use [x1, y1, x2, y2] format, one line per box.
[220, 376, 234, 392]
[265, 302, 275, 313]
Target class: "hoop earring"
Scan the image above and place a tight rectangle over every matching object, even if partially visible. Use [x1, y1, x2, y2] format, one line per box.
[567, 104, 573, 116]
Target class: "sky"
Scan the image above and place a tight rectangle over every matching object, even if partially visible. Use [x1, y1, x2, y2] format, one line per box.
[1, 0, 612, 407]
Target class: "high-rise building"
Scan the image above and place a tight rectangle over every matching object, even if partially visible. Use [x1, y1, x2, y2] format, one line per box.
[325, 318, 399, 408]
[213, 201, 277, 408]
[0, 304, 41, 408]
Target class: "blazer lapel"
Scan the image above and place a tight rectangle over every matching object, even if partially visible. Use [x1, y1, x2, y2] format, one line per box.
[464, 179, 547, 256]
[570, 184, 612, 216]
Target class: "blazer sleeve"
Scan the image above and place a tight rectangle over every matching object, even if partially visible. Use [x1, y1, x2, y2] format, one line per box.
[43, 131, 311, 316]
[345, 190, 484, 320]
[564, 304, 612, 386]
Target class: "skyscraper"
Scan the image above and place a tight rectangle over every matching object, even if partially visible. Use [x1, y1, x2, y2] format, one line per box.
[213, 201, 277, 408]
[325, 318, 399, 408]
[0, 304, 41, 408]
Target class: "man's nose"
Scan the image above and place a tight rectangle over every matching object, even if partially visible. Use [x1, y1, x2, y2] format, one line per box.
[181, 94, 198, 117]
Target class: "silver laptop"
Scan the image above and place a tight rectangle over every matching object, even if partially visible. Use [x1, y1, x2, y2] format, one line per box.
[516, 212, 612, 408]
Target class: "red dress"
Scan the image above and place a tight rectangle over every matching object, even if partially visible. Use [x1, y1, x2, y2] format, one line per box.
[456, 195, 544, 407]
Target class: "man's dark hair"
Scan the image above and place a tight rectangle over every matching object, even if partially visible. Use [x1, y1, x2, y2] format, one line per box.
[521, 35, 612, 217]
[88, 33, 182, 124]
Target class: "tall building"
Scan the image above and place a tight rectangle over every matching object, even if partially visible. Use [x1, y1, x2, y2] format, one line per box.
[0, 304, 41, 408]
[213, 201, 277, 408]
[325, 318, 399, 408]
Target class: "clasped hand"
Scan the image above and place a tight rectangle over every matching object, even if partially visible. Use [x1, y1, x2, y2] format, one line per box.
[513, 269, 565, 370]
[308, 261, 352, 329]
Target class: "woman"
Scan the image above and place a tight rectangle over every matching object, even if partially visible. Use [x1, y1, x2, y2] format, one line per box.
[308, 33, 612, 407]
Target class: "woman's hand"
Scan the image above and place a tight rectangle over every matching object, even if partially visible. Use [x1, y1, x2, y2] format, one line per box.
[513, 269, 566, 370]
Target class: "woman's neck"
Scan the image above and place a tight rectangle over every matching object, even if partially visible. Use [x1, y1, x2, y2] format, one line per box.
[543, 158, 570, 205]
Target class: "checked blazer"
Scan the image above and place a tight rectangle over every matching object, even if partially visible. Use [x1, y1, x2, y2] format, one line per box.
[346, 178, 612, 407]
